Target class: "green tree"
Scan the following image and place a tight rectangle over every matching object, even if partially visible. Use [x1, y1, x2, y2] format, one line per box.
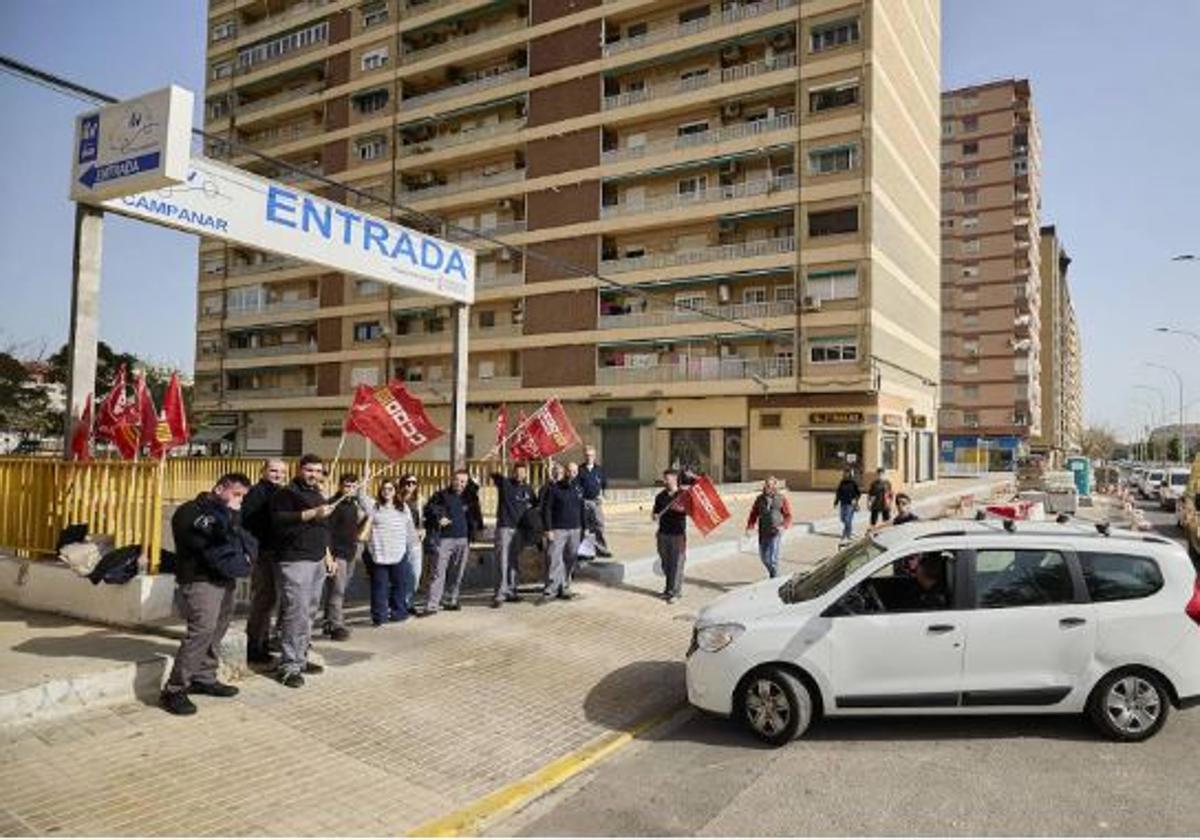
[0, 352, 54, 436]
[1167, 436, 1181, 462]
[1080, 425, 1118, 462]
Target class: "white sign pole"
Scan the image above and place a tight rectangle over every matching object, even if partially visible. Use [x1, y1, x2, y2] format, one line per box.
[62, 204, 104, 459]
[450, 304, 470, 471]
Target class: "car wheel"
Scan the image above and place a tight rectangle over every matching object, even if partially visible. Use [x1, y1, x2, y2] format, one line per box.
[1088, 669, 1170, 742]
[740, 667, 812, 746]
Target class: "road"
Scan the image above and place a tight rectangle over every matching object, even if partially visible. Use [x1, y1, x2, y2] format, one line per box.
[492, 497, 1199, 837]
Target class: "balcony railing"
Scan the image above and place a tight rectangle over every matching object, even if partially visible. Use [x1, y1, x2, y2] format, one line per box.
[451, 219, 527, 240]
[471, 376, 523, 390]
[599, 299, 795, 330]
[225, 256, 306, 277]
[601, 175, 796, 219]
[476, 272, 524, 289]
[602, 112, 796, 164]
[403, 66, 529, 109]
[602, 0, 799, 57]
[400, 118, 526, 157]
[602, 53, 796, 111]
[276, 162, 324, 184]
[401, 167, 526, 201]
[225, 299, 320, 319]
[237, 0, 329, 44]
[242, 119, 324, 148]
[227, 385, 318, 399]
[402, 17, 527, 64]
[226, 341, 318, 358]
[596, 356, 793, 386]
[602, 235, 795, 274]
[235, 82, 325, 117]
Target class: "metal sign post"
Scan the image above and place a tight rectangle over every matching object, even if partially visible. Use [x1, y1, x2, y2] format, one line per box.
[450, 303, 470, 471]
[62, 204, 104, 457]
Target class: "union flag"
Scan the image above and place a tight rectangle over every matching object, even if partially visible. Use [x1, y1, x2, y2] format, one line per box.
[344, 380, 443, 461]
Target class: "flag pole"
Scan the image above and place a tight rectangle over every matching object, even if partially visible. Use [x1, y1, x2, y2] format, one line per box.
[329, 430, 348, 492]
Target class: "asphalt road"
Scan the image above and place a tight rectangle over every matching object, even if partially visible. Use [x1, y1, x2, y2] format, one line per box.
[493, 498, 1199, 837]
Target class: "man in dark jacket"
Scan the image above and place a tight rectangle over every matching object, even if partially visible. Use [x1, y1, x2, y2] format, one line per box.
[540, 462, 585, 601]
[421, 469, 479, 615]
[653, 469, 689, 603]
[241, 459, 286, 664]
[269, 453, 335, 687]
[577, 446, 611, 558]
[161, 473, 255, 716]
[866, 468, 894, 526]
[834, 468, 862, 543]
[321, 473, 367, 641]
[490, 462, 534, 608]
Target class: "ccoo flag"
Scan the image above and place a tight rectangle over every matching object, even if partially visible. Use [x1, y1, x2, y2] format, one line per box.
[507, 398, 580, 461]
[681, 474, 731, 536]
[344, 381, 444, 462]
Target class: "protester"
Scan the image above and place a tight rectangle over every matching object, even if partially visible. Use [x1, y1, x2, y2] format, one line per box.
[161, 473, 256, 716]
[578, 446, 611, 557]
[421, 469, 480, 615]
[321, 473, 367, 641]
[834, 468, 862, 543]
[745, 476, 793, 578]
[490, 462, 535, 607]
[241, 459, 286, 664]
[397, 473, 423, 614]
[269, 453, 335, 687]
[653, 469, 689, 603]
[867, 468, 894, 526]
[357, 478, 421, 626]
[540, 461, 585, 601]
[893, 492, 920, 525]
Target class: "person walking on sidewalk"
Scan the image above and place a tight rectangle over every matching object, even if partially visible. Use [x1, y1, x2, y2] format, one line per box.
[358, 478, 421, 626]
[834, 468, 862, 543]
[540, 462, 585, 601]
[161, 473, 256, 716]
[578, 446, 611, 558]
[321, 473, 367, 641]
[490, 462, 534, 607]
[893, 492, 920, 525]
[653, 469, 689, 604]
[269, 453, 335, 688]
[421, 469, 479, 615]
[745, 476, 793, 578]
[867, 468, 894, 527]
[241, 459, 286, 665]
[397, 474, 423, 615]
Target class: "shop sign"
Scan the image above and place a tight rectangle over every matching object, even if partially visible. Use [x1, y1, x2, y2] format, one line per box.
[911, 414, 928, 429]
[882, 413, 904, 428]
[810, 411, 864, 425]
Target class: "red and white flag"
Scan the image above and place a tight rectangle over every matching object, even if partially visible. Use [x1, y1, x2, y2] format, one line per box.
[150, 372, 189, 458]
[682, 474, 731, 536]
[494, 403, 507, 452]
[69, 394, 94, 462]
[344, 380, 444, 462]
[507, 398, 580, 461]
[95, 365, 140, 460]
[133, 371, 159, 453]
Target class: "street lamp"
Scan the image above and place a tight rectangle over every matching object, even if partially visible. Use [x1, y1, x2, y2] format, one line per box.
[1130, 400, 1158, 462]
[1144, 362, 1187, 466]
[1155, 326, 1200, 345]
[1171, 254, 1196, 261]
[1133, 383, 1167, 424]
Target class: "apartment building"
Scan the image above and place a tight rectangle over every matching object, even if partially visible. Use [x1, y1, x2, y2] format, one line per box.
[1030, 225, 1082, 465]
[939, 78, 1041, 471]
[196, 0, 942, 488]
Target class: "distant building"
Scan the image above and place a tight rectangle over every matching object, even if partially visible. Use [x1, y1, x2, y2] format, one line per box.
[1031, 225, 1082, 466]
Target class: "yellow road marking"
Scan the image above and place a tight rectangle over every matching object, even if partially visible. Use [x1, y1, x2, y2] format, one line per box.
[408, 704, 688, 837]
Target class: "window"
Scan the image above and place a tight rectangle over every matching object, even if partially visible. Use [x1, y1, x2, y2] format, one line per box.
[356, 135, 387, 161]
[961, 115, 979, 132]
[355, 278, 383, 295]
[962, 190, 979, 206]
[212, 20, 236, 41]
[962, 215, 980, 230]
[353, 321, 383, 341]
[211, 61, 233, 80]
[676, 120, 709, 138]
[962, 238, 980, 254]
[962, 384, 979, 398]
[674, 292, 707, 311]
[626, 21, 648, 39]
[814, 433, 864, 470]
[760, 412, 782, 429]
[962, 165, 980, 181]
[478, 360, 496, 379]
[942, 120, 955, 137]
[226, 286, 261, 312]
[742, 287, 768, 304]
[362, 1, 388, 28]
[809, 338, 858, 363]
[1014, 158, 1029, 175]
[237, 21, 329, 70]
[810, 82, 859, 112]
[350, 366, 379, 386]
[354, 88, 390, 114]
[961, 265, 980, 279]
[678, 5, 710, 25]
[843, 551, 958, 613]
[677, 175, 708, 197]
[810, 18, 860, 52]
[808, 207, 859, 237]
[679, 67, 710, 88]
[775, 284, 795, 302]
[974, 549, 1074, 608]
[478, 310, 496, 328]
[961, 141, 979, 156]
[808, 144, 857, 174]
[963, 411, 979, 426]
[625, 78, 646, 94]
[806, 269, 859, 301]
[361, 47, 389, 71]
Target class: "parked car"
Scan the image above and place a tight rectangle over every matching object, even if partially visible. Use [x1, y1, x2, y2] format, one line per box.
[1161, 468, 1191, 511]
[687, 521, 1200, 745]
[1140, 468, 1166, 499]
[1179, 457, 1200, 562]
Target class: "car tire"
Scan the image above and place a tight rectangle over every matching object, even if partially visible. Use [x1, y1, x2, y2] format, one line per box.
[739, 667, 812, 746]
[1087, 669, 1170, 743]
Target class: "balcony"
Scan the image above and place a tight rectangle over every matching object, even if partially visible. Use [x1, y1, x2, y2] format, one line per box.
[602, 0, 799, 57]
[470, 376, 524, 390]
[402, 17, 527, 65]
[403, 66, 529, 109]
[226, 341, 318, 358]
[235, 82, 324, 117]
[599, 299, 795, 330]
[596, 356, 793, 386]
[276, 162, 324, 184]
[227, 385, 318, 399]
[602, 112, 796, 165]
[242, 119, 324, 149]
[602, 53, 796, 112]
[400, 119, 526, 158]
[475, 271, 524, 289]
[601, 175, 796, 219]
[236, 0, 329, 44]
[401, 167, 526, 201]
[602, 235, 795, 274]
[225, 256, 306, 278]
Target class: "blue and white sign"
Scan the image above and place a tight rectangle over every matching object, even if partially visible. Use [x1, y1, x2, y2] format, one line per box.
[70, 86, 192, 202]
[103, 156, 476, 303]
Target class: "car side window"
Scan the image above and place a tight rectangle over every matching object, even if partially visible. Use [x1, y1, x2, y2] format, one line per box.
[835, 551, 957, 614]
[1078, 552, 1163, 602]
[974, 549, 1073, 608]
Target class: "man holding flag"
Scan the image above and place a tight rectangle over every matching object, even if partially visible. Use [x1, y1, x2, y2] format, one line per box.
[652, 470, 690, 604]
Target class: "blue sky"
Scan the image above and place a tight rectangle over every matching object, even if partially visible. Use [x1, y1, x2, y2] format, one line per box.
[0, 1, 1197, 440]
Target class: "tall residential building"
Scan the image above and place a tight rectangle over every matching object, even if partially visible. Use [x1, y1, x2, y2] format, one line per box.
[196, 0, 941, 488]
[938, 78, 1041, 471]
[1031, 225, 1082, 465]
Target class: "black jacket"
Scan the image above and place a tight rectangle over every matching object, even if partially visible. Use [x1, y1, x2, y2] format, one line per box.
[171, 493, 258, 587]
[835, 478, 862, 506]
[329, 492, 366, 559]
[653, 489, 688, 536]
[270, 479, 331, 563]
[426, 486, 483, 541]
[491, 473, 534, 529]
[541, 480, 585, 532]
[867, 478, 893, 511]
[241, 479, 281, 552]
[576, 464, 606, 501]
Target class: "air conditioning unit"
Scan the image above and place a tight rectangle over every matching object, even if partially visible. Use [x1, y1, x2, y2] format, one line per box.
[801, 295, 822, 312]
[717, 284, 731, 304]
[721, 102, 742, 119]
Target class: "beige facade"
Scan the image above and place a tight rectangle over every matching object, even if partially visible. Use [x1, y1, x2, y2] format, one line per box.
[197, 0, 942, 488]
[938, 78, 1042, 465]
[1031, 226, 1082, 464]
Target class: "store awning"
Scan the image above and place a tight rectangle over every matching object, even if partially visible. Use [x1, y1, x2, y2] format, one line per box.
[191, 426, 237, 445]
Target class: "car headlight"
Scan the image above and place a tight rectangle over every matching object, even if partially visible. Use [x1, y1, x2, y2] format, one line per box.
[695, 623, 745, 653]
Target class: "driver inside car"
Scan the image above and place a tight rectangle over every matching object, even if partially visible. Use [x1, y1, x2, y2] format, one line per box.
[911, 554, 949, 610]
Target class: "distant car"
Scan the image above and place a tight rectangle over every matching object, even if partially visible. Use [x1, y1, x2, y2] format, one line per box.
[687, 521, 1200, 745]
[10, 438, 41, 455]
[1161, 468, 1191, 511]
[1140, 469, 1166, 499]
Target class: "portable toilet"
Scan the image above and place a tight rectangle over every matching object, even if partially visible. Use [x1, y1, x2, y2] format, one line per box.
[1065, 456, 1092, 496]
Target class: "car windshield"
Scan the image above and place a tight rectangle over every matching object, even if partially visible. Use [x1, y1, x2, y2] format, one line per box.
[1171, 473, 1188, 486]
[1148, 472, 1164, 481]
[779, 538, 885, 604]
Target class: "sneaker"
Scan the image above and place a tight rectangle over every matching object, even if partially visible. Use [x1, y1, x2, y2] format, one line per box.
[188, 681, 239, 698]
[596, 548, 613, 558]
[303, 661, 325, 675]
[416, 609, 438, 618]
[279, 672, 305, 688]
[160, 691, 197, 716]
[329, 627, 351, 641]
[444, 602, 461, 612]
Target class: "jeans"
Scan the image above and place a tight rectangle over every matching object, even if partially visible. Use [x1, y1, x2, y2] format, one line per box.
[838, 503, 856, 540]
[657, 534, 687, 598]
[369, 561, 408, 625]
[320, 550, 357, 631]
[758, 532, 782, 578]
[400, 547, 422, 612]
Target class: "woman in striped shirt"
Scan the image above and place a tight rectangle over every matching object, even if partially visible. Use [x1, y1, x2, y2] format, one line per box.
[359, 478, 421, 626]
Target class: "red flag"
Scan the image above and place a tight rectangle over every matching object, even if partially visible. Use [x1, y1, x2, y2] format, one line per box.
[95, 365, 140, 460]
[494, 404, 507, 452]
[507, 398, 579, 461]
[133, 371, 159, 452]
[682, 475, 730, 536]
[150, 372, 189, 458]
[508, 410, 538, 461]
[69, 395, 93, 462]
[344, 380, 444, 461]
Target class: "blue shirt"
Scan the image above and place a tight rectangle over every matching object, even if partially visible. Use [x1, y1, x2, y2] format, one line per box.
[577, 463, 606, 500]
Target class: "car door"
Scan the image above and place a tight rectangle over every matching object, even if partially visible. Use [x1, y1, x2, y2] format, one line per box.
[960, 544, 1095, 707]
[826, 548, 970, 710]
